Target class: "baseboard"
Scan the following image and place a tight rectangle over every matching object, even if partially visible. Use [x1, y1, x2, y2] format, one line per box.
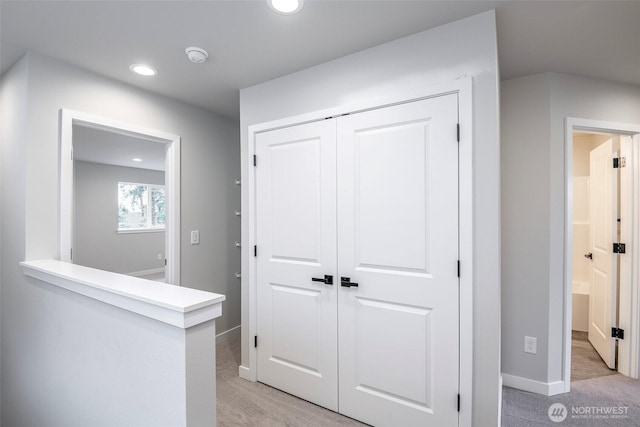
[128, 267, 165, 277]
[502, 373, 566, 396]
[216, 325, 241, 344]
[547, 380, 566, 396]
[497, 374, 503, 426]
[239, 365, 255, 381]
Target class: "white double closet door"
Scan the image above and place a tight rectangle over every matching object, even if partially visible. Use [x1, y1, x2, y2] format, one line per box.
[255, 94, 460, 427]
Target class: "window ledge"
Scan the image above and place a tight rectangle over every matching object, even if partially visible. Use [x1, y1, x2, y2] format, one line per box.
[117, 228, 165, 234]
[21, 259, 225, 329]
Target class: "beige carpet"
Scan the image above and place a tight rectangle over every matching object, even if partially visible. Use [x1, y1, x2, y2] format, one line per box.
[216, 336, 367, 427]
[503, 333, 640, 427]
[502, 374, 640, 426]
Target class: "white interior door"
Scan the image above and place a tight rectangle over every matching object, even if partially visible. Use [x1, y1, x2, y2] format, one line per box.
[588, 138, 618, 369]
[255, 120, 338, 410]
[336, 95, 460, 426]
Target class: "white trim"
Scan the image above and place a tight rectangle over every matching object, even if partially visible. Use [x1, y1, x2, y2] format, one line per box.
[117, 228, 165, 234]
[242, 78, 474, 425]
[21, 260, 224, 329]
[502, 374, 565, 396]
[631, 135, 640, 379]
[59, 109, 181, 285]
[164, 132, 181, 285]
[619, 135, 633, 377]
[563, 118, 640, 392]
[497, 375, 503, 427]
[457, 79, 474, 427]
[216, 324, 241, 344]
[128, 267, 165, 277]
[239, 365, 253, 381]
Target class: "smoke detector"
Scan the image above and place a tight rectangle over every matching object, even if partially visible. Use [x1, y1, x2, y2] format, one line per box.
[185, 47, 209, 64]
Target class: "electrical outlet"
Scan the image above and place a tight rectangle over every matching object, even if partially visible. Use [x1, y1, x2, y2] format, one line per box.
[524, 336, 537, 354]
[191, 230, 200, 245]
[157, 253, 162, 260]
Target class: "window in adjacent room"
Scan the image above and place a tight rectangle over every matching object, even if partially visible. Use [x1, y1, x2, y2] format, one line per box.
[118, 182, 165, 232]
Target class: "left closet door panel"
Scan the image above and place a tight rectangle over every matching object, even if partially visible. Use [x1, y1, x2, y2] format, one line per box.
[256, 120, 339, 411]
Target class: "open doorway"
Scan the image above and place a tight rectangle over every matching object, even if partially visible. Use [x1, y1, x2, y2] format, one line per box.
[571, 130, 623, 381]
[59, 109, 181, 285]
[73, 125, 167, 281]
[564, 117, 640, 392]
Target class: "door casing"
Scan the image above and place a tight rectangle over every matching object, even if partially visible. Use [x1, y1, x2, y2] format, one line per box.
[242, 79, 474, 427]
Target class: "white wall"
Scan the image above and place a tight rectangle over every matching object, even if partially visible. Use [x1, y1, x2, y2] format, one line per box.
[0, 53, 240, 424]
[240, 11, 501, 426]
[501, 74, 553, 384]
[74, 161, 165, 275]
[501, 72, 640, 392]
[0, 51, 29, 424]
[17, 277, 190, 426]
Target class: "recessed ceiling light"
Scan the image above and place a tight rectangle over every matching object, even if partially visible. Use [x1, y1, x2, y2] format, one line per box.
[132, 158, 143, 162]
[129, 64, 157, 76]
[269, 0, 303, 15]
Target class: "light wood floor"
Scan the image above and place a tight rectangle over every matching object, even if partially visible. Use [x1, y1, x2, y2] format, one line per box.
[216, 336, 367, 427]
[571, 330, 617, 382]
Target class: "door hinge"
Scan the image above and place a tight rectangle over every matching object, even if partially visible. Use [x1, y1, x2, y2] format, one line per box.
[253, 155, 257, 167]
[457, 260, 460, 278]
[613, 243, 626, 254]
[457, 394, 460, 412]
[254, 245, 257, 257]
[612, 327, 625, 340]
[164, 258, 167, 266]
[613, 157, 626, 168]
[254, 335, 258, 347]
[456, 123, 460, 142]
[70, 248, 73, 261]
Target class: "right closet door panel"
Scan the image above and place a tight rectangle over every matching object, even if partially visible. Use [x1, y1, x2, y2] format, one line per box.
[337, 94, 460, 427]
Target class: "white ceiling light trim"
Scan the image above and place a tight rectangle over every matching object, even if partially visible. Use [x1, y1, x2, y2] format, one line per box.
[269, 0, 303, 15]
[129, 64, 157, 76]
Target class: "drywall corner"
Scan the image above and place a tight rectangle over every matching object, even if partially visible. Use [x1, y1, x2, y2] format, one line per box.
[0, 53, 30, 426]
[501, 73, 553, 383]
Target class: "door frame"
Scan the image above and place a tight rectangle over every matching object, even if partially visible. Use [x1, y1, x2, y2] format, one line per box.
[563, 117, 640, 392]
[241, 78, 473, 427]
[59, 109, 181, 285]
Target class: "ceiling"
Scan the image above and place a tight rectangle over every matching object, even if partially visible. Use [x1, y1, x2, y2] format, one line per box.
[1, 1, 639, 121]
[73, 125, 166, 171]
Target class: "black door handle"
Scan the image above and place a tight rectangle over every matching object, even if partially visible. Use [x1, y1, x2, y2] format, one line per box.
[585, 252, 593, 260]
[312, 275, 333, 285]
[340, 277, 359, 288]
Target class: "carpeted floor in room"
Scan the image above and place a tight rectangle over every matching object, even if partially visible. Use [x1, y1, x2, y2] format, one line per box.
[502, 331, 640, 426]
